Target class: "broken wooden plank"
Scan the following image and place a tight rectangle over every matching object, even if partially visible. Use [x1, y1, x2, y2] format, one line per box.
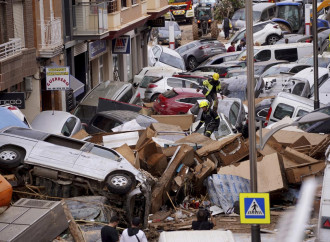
[283, 147, 319, 164]
[62, 201, 85, 242]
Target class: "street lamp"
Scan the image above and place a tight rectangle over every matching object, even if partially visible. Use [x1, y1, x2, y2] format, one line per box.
[257, 112, 330, 150]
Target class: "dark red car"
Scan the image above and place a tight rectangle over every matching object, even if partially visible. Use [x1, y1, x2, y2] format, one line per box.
[153, 88, 205, 115]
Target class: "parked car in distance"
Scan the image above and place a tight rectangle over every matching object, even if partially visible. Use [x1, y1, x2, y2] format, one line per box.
[156, 21, 182, 47]
[176, 39, 226, 70]
[297, 55, 330, 69]
[189, 64, 243, 78]
[31, 111, 82, 137]
[225, 21, 282, 49]
[144, 76, 201, 102]
[153, 88, 206, 115]
[0, 126, 150, 225]
[264, 92, 325, 126]
[231, 3, 276, 30]
[199, 51, 241, 67]
[86, 110, 158, 134]
[148, 45, 186, 71]
[1, 104, 30, 128]
[73, 81, 140, 124]
[0, 107, 29, 130]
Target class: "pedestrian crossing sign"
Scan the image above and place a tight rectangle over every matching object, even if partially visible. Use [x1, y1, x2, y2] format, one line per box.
[239, 193, 270, 224]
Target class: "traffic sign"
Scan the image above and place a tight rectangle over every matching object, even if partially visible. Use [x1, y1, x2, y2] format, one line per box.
[239, 193, 270, 224]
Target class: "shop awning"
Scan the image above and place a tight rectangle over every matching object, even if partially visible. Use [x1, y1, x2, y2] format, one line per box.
[70, 75, 85, 98]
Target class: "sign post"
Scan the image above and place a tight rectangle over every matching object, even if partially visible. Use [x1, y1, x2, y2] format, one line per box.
[46, 66, 70, 112]
[239, 193, 270, 225]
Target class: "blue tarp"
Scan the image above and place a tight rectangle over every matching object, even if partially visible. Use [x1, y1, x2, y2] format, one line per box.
[0, 107, 29, 130]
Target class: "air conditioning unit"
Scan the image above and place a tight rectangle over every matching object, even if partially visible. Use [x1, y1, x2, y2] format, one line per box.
[24, 77, 33, 92]
[0, 198, 68, 242]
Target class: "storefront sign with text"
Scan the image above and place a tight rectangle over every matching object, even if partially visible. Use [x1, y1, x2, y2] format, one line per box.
[46, 67, 70, 91]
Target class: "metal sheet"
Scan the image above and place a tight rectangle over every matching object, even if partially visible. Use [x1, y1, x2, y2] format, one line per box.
[0, 223, 9, 232]
[0, 224, 29, 241]
[14, 208, 49, 225]
[0, 207, 29, 223]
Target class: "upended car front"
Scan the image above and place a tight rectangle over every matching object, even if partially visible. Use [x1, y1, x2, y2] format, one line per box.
[0, 127, 151, 226]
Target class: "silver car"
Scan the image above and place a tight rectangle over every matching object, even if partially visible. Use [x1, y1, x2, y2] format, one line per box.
[144, 76, 201, 102]
[0, 126, 150, 224]
[157, 21, 182, 46]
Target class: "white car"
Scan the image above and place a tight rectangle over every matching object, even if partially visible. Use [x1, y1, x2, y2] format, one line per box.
[1, 104, 31, 128]
[144, 76, 201, 102]
[148, 45, 186, 71]
[0, 126, 150, 224]
[225, 21, 282, 50]
[31, 111, 82, 137]
[133, 66, 180, 99]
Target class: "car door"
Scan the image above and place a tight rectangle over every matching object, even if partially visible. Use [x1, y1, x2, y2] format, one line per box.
[166, 78, 185, 90]
[76, 144, 123, 180]
[29, 135, 83, 170]
[149, 46, 161, 66]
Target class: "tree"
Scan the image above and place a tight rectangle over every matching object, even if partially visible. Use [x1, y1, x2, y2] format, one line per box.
[214, 0, 244, 22]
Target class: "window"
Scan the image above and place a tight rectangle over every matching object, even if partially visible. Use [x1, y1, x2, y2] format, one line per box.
[89, 145, 120, 161]
[140, 76, 159, 88]
[260, 11, 268, 21]
[44, 135, 84, 150]
[152, 46, 161, 58]
[92, 116, 117, 132]
[131, 0, 137, 5]
[167, 78, 184, 88]
[61, 117, 77, 137]
[275, 48, 298, 62]
[213, 58, 224, 65]
[118, 87, 133, 103]
[297, 109, 309, 117]
[178, 97, 203, 104]
[257, 108, 269, 118]
[255, 50, 271, 62]
[121, 0, 127, 8]
[268, 8, 275, 18]
[290, 66, 308, 74]
[229, 102, 240, 126]
[184, 80, 199, 89]
[273, 103, 294, 120]
[108, 0, 118, 13]
[292, 83, 305, 96]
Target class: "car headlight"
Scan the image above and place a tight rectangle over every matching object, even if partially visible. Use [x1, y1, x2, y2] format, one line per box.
[175, 34, 181, 39]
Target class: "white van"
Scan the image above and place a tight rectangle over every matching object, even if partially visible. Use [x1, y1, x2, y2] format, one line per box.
[237, 43, 313, 63]
[265, 92, 324, 125]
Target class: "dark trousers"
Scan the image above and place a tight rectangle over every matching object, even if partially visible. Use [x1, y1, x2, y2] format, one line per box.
[204, 122, 218, 137]
[224, 27, 230, 39]
[206, 92, 218, 111]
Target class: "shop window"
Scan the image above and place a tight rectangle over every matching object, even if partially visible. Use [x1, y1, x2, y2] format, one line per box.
[108, 0, 118, 13]
[99, 56, 104, 83]
[121, 0, 127, 8]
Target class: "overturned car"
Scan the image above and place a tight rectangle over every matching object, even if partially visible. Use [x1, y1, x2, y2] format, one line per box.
[0, 127, 151, 225]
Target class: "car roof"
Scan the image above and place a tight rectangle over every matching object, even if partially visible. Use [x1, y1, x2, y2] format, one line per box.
[293, 67, 329, 79]
[31, 111, 76, 133]
[254, 42, 312, 50]
[208, 51, 242, 60]
[276, 92, 316, 107]
[1, 126, 49, 140]
[174, 74, 208, 78]
[253, 3, 275, 10]
[254, 60, 288, 66]
[271, 63, 309, 69]
[160, 45, 183, 59]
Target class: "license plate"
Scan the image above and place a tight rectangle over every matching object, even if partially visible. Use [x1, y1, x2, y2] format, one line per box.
[173, 10, 185, 15]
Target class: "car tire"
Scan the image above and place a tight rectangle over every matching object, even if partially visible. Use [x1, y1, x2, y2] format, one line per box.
[106, 173, 133, 195]
[211, 21, 219, 39]
[150, 93, 160, 102]
[188, 56, 198, 70]
[267, 34, 280, 45]
[0, 146, 23, 169]
[192, 21, 199, 40]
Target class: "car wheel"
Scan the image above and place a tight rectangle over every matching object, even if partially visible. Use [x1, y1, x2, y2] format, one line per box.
[106, 173, 133, 195]
[267, 35, 280, 45]
[188, 56, 198, 70]
[150, 93, 160, 102]
[0, 146, 23, 169]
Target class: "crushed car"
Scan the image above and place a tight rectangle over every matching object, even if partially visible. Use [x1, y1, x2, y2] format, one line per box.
[0, 127, 151, 226]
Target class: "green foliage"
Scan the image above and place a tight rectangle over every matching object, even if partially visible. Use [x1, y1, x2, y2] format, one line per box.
[214, 0, 245, 22]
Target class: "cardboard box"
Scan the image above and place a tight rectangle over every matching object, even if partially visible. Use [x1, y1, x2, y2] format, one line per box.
[115, 144, 137, 168]
[285, 161, 325, 184]
[218, 153, 287, 193]
[218, 136, 249, 166]
[283, 147, 318, 164]
[151, 114, 195, 131]
[136, 127, 155, 150]
[147, 153, 168, 177]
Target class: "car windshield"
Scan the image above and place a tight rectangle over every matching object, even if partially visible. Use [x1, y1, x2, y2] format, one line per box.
[298, 106, 330, 131]
[262, 66, 291, 76]
[140, 76, 160, 88]
[160, 52, 185, 70]
[232, 9, 261, 21]
[254, 65, 266, 75]
[160, 22, 180, 31]
[298, 57, 330, 68]
[196, 7, 212, 18]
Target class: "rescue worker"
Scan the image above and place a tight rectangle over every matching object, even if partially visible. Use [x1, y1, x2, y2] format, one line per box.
[194, 100, 220, 137]
[202, 73, 222, 111]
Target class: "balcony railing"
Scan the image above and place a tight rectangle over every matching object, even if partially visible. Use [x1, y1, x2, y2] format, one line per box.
[0, 38, 22, 60]
[73, 1, 109, 36]
[38, 18, 63, 49]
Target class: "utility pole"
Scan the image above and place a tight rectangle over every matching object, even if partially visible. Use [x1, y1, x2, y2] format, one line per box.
[312, 0, 320, 110]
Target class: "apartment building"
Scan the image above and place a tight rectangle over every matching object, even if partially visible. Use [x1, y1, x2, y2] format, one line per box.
[0, 0, 37, 119]
[0, 0, 169, 120]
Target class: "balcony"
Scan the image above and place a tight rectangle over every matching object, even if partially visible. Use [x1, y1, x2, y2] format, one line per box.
[147, 0, 170, 19]
[73, 1, 110, 40]
[0, 39, 36, 91]
[38, 18, 63, 58]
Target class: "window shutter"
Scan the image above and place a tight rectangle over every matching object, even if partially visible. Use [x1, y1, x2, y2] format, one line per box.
[13, 1, 25, 47]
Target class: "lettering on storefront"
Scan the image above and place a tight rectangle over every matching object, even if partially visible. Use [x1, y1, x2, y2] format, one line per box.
[89, 40, 107, 60]
[0, 92, 25, 109]
[46, 67, 70, 91]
